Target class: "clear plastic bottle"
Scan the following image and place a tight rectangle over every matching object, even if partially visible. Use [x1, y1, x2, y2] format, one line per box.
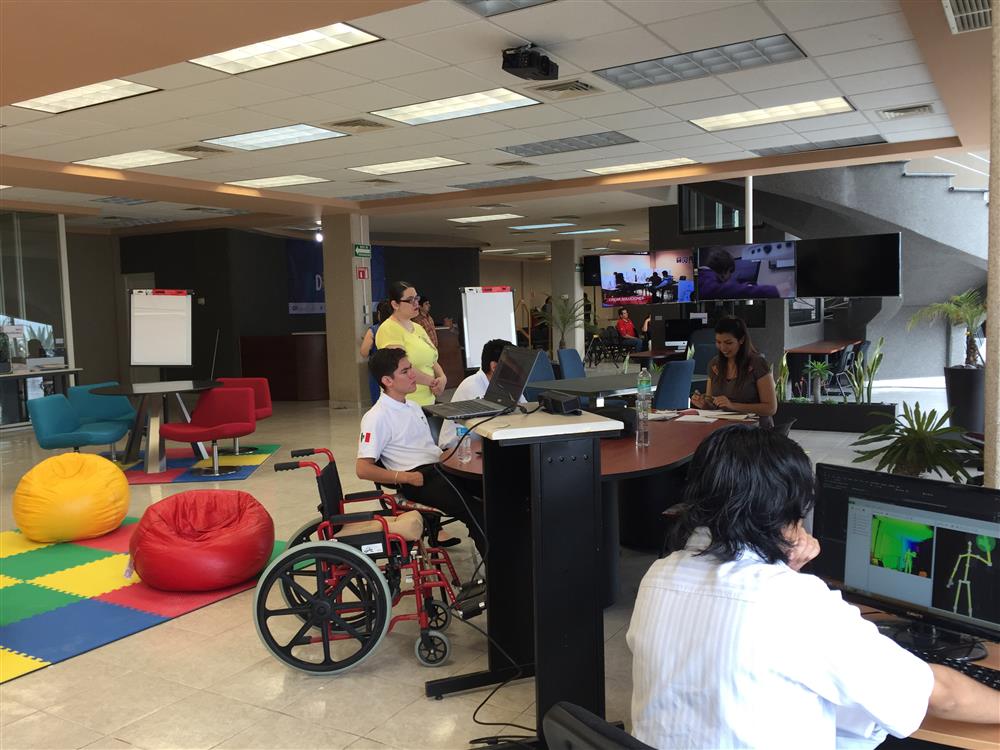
[636, 367, 652, 448]
[456, 425, 473, 464]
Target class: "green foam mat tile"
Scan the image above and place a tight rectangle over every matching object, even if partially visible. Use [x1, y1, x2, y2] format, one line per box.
[0, 583, 84, 626]
[0, 544, 115, 581]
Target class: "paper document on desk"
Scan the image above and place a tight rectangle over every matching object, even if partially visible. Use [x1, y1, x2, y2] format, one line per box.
[697, 410, 754, 421]
[675, 414, 718, 423]
[648, 410, 678, 421]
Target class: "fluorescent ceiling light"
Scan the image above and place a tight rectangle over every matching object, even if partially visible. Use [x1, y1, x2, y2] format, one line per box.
[509, 222, 575, 230]
[206, 124, 345, 150]
[515, 251, 548, 255]
[226, 175, 328, 188]
[74, 150, 197, 169]
[12, 79, 158, 113]
[557, 228, 618, 235]
[502, 131, 636, 157]
[0, 185, 11, 190]
[481, 248, 519, 253]
[596, 35, 803, 91]
[372, 88, 538, 125]
[449, 213, 523, 223]
[692, 97, 854, 132]
[189, 23, 380, 74]
[586, 157, 697, 175]
[349, 157, 465, 175]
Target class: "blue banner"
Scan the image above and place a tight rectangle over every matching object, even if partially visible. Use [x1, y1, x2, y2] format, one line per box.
[287, 240, 324, 314]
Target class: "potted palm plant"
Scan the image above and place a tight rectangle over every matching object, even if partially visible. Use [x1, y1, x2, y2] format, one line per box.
[908, 290, 987, 432]
[851, 402, 982, 483]
[0, 332, 10, 375]
[803, 360, 832, 404]
[537, 295, 587, 350]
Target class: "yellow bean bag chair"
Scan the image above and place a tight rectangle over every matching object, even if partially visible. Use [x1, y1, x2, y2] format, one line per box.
[14, 453, 129, 543]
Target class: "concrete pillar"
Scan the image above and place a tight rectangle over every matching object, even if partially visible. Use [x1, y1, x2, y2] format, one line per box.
[321, 213, 372, 408]
[550, 238, 585, 354]
[744, 175, 754, 244]
[984, 19, 999, 488]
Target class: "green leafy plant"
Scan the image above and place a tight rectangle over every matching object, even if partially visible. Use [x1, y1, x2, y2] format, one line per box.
[908, 289, 986, 367]
[536, 296, 587, 350]
[845, 336, 884, 404]
[685, 344, 695, 360]
[852, 402, 981, 482]
[804, 360, 832, 403]
[775, 353, 790, 402]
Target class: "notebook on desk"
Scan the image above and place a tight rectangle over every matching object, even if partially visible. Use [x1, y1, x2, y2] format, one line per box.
[424, 346, 538, 421]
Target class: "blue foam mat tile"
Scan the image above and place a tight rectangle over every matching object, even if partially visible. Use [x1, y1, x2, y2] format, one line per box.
[174, 465, 258, 483]
[0, 599, 166, 663]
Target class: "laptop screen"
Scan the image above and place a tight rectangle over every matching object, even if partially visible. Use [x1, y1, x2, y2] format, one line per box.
[484, 346, 539, 406]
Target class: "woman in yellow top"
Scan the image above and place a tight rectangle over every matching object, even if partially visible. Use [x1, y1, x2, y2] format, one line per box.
[375, 281, 446, 406]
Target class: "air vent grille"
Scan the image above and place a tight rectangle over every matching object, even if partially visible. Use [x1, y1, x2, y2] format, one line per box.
[91, 196, 156, 206]
[529, 79, 602, 100]
[357, 178, 398, 185]
[173, 144, 229, 155]
[942, 0, 991, 33]
[449, 176, 550, 190]
[340, 190, 421, 201]
[180, 207, 250, 215]
[877, 103, 935, 120]
[492, 160, 537, 168]
[326, 118, 392, 133]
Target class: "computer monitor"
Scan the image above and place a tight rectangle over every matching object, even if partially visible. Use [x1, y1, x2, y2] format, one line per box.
[796, 233, 901, 298]
[810, 463, 1000, 645]
[695, 241, 797, 301]
[484, 346, 539, 406]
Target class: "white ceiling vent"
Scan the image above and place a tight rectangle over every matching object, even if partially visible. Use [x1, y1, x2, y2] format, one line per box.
[942, 0, 991, 33]
[356, 178, 398, 185]
[529, 79, 602, 100]
[172, 144, 229, 156]
[326, 118, 391, 133]
[877, 103, 936, 120]
[492, 159, 537, 168]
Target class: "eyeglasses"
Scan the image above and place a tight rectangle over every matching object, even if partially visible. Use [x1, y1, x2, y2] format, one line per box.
[400, 295, 421, 305]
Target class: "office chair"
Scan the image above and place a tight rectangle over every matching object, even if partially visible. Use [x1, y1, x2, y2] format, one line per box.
[691, 344, 716, 377]
[652, 359, 696, 410]
[27, 394, 129, 459]
[557, 348, 586, 379]
[773, 419, 796, 437]
[523, 353, 555, 402]
[543, 702, 654, 750]
[828, 347, 854, 400]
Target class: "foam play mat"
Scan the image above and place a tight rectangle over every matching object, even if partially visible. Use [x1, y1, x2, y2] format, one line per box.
[0, 519, 285, 683]
[103, 444, 279, 485]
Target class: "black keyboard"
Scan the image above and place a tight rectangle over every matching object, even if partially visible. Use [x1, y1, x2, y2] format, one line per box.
[908, 649, 1000, 690]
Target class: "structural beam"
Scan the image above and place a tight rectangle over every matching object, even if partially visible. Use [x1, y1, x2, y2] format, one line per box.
[984, 20, 999, 488]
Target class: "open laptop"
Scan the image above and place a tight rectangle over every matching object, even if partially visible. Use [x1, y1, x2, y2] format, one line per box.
[424, 346, 539, 420]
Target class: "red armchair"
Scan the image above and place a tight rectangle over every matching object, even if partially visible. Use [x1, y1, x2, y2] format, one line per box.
[218, 377, 272, 455]
[159, 387, 255, 477]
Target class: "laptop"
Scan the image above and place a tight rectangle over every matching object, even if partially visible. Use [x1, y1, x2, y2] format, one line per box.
[424, 346, 539, 420]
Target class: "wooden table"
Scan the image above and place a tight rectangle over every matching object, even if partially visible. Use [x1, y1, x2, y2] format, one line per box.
[530, 371, 707, 407]
[785, 339, 861, 356]
[627, 349, 686, 365]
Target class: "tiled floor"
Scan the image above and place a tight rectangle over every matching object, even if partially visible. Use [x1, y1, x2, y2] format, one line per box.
[0, 388, 920, 750]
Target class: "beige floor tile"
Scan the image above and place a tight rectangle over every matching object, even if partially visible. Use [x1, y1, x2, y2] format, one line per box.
[1, 658, 129, 711]
[345, 738, 403, 750]
[2, 711, 103, 750]
[364, 693, 521, 750]
[114, 692, 272, 750]
[137, 627, 271, 690]
[215, 711, 359, 749]
[78, 621, 203, 672]
[80, 738, 135, 749]
[206, 655, 332, 711]
[0, 696, 38, 726]
[169, 590, 255, 637]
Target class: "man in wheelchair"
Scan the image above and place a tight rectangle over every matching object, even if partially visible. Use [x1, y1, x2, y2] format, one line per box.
[356, 348, 486, 561]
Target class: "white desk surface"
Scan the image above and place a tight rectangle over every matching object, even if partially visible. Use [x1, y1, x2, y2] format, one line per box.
[470, 409, 624, 443]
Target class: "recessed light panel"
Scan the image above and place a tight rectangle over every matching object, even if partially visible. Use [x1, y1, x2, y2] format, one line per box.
[557, 228, 618, 235]
[0, 185, 11, 190]
[692, 97, 854, 132]
[586, 157, 697, 175]
[481, 248, 519, 253]
[596, 35, 804, 90]
[509, 222, 575, 230]
[12, 79, 158, 113]
[349, 157, 465, 175]
[206, 124, 345, 150]
[448, 213, 524, 223]
[372, 88, 538, 125]
[190, 23, 380, 74]
[501, 131, 637, 157]
[226, 175, 329, 188]
[74, 150, 198, 169]
[341, 191, 423, 201]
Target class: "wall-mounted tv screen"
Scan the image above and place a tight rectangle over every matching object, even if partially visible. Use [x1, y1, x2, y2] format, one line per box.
[648, 249, 696, 303]
[599, 254, 653, 306]
[695, 241, 797, 301]
[796, 233, 901, 298]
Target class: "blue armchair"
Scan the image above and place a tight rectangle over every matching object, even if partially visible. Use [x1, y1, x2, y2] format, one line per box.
[653, 359, 697, 410]
[68, 382, 136, 426]
[557, 348, 586, 380]
[27, 395, 130, 459]
[523, 352, 556, 403]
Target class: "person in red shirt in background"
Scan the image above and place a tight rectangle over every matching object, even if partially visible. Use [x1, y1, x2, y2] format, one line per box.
[616, 307, 643, 351]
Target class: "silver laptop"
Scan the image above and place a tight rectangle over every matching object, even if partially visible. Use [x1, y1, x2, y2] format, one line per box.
[424, 346, 539, 420]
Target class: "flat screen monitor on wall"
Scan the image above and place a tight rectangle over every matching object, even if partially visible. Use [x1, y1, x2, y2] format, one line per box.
[581, 255, 601, 287]
[599, 254, 653, 306]
[796, 233, 902, 298]
[695, 241, 797, 301]
[648, 249, 696, 303]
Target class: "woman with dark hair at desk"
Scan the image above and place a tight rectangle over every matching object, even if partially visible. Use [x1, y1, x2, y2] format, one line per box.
[691, 317, 777, 428]
[698, 246, 779, 300]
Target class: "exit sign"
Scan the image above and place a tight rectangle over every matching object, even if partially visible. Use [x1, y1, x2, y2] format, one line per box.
[353, 244, 372, 257]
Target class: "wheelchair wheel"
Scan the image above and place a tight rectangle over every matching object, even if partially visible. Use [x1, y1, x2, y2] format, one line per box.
[425, 599, 451, 631]
[414, 630, 450, 667]
[255, 541, 391, 674]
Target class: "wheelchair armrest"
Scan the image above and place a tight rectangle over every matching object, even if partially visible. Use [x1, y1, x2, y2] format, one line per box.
[344, 490, 389, 501]
[327, 511, 380, 525]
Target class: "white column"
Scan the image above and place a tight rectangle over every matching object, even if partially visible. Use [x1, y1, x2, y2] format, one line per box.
[744, 175, 754, 244]
[57, 214, 75, 368]
[550, 238, 585, 354]
[984, 19, 999, 488]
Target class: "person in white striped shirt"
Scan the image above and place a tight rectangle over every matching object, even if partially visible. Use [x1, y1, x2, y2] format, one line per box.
[627, 425, 999, 750]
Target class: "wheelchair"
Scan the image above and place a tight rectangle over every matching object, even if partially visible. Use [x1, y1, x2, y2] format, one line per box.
[253, 448, 461, 675]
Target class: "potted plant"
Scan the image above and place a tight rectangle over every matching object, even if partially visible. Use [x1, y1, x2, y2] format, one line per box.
[0, 332, 10, 374]
[908, 290, 987, 432]
[803, 360, 832, 404]
[537, 295, 587, 350]
[845, 336, 885, 405]
[775, 353, 790, 401]
[851, 402, 982, 483]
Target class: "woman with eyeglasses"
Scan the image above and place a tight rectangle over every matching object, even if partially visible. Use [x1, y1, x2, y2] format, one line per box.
[375, 281, 446, 405]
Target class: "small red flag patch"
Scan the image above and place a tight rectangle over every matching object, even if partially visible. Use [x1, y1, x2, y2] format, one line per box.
[360, 432, 371, 443]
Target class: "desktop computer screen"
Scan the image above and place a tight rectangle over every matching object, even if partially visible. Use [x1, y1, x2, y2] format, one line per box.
[695, 241, 797, 301]
[811, 464, 1000, 643]
[598, 253, 653, 306]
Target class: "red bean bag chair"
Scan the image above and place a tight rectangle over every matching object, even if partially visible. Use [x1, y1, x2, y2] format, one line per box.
[130, 490, 274, 591]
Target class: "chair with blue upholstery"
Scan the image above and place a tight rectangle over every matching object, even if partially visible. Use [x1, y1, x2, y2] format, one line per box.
[557, 348, 586, 380]
[691, 344, 716, 376]
[523, 351, 555, 403]
[653, 359, 697, 410]
[68, 382, 136, 427]
[27, 395, 130, 459]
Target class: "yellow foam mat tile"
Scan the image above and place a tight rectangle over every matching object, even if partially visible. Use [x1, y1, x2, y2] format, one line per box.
[29, 553, 138, 598]
[0, 574, 23, 589]
[0, 648, 49, 682]
[0, 531, 53, 559]
[192, 453, 268, 468]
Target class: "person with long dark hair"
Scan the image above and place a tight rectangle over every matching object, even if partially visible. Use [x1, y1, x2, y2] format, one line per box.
[691, 316, 777, 428]
[627, 425, 1000, 750]
[698, 246, 779, 300]
[360, 299, 393, 405]
[375, 281, 446, 406]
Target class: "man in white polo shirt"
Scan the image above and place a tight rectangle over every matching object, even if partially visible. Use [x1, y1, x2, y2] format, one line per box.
[357, 348, 485, 557]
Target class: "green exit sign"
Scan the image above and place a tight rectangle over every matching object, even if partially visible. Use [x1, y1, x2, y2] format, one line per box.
[353, 244, 372, 257]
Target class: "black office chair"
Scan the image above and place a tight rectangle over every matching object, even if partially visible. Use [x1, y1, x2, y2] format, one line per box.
[827, 347, 854, 399]
[772, 419, 796, 437]
[543, 702, 655, 750]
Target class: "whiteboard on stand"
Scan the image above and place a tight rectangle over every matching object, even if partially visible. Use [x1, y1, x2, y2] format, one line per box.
[130, 290, 193, 366]
[460, 287, 517, 369]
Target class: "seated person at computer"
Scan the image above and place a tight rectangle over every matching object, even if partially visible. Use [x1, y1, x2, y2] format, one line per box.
[628, 425, 1000, 750]
[691, 317, 777, 428]
[698, 246, 779, 299]
[357, 349, 485, 558]
[616, 307, 643, 351]
[676, 274, 694, 302]
[439, 338, 525, 450]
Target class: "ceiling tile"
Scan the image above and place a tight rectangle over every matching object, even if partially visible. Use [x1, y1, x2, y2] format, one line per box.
[552, 92, 651, 119]
[529, 140, 663, 164]
[681, 141, 754, 157]
[548, 27, 675, 71]
[180, 78, 293, 108]
[609, 0, 751, 25]
[721, 123, 795, 142]
[591, 108, 678, 130]
[718, 59, 828, 94]
[17, 112, 121, 138]
[353, 1, 482, 39]
[620, 121, 702, 141]
[835, 64, 932, 96]
[849, 83, 940, 111]
[247, 96, 357, 123]
[312, 82, 412, 112]
[814, 40, 923, 78]
[744, 80, 844, 109]
[727, 132, 809, 150]
[798, 123, 881, 142]
[519, 119, 608, 142]
[634, 77, 736, 107]
[64, 88, 230, 128]
[663, 94, 755, 121]
[461, 55, 584, 86]
[648, 3, 781, 51]
[127, 62, 229, 89]
[867, 109, 951, 132]
[648, 133, 728, 150]
[884, 127, 957, 143]
[791, 13, 912, 57]
[0, 127, 80, 153]
[415, 116, 510, 138]
[315, 41, 446, 79]
[487, 103, 579, 128]
[698, 150, 756, 163]
[381, 67, 498, 100]
[183, 108, 297, 139]
[1, 106, 52, 126]
[488, 0, 637, 44]
[400, 21, 527, 64]
[786, 110, 870, 133]
[763, 0, 898, 31]
[241, 60, 368, 95]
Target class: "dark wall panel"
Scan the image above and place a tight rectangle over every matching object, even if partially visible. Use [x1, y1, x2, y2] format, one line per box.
[380, 246, 479, 324]
[648, 204, 785, 250]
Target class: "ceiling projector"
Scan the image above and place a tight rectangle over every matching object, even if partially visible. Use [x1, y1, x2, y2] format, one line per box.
[502, 45, 558, 81]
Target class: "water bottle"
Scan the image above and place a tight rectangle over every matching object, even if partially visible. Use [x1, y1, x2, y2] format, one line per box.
[636, 367, 652, 448]
[456, 425, 473, 464]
